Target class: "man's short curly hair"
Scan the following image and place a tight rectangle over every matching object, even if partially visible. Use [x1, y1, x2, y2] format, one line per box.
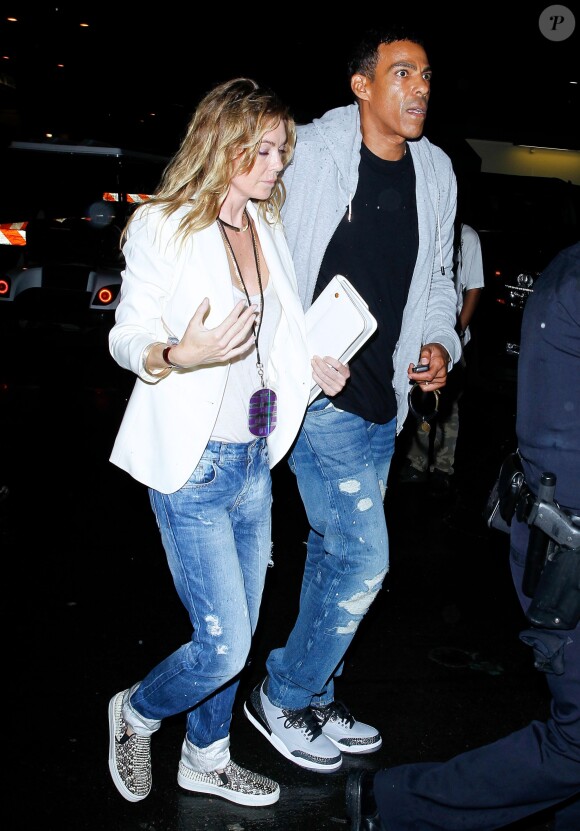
[347, 25, 425, 81]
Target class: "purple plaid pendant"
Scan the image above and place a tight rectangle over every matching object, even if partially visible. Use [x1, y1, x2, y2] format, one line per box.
[248, 387, 277, 437]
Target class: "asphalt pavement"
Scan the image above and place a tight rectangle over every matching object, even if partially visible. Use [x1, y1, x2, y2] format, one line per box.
[3, 323, 557, 831]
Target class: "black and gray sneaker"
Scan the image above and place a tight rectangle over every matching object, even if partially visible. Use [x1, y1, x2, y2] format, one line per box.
[244, 679, 342, 772]
[178, 757, 280, 806]
[311, 700, 382, 754]
[108, 689, 152, 802]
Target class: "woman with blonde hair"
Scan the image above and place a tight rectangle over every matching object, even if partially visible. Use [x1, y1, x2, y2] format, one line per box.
[107, 77, 346, 807]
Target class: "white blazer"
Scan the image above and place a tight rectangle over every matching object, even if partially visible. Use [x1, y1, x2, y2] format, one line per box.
[109, 200, 311, 494]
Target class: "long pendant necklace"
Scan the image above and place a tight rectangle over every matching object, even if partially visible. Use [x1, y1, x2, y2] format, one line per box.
[217, 212, 277, 437]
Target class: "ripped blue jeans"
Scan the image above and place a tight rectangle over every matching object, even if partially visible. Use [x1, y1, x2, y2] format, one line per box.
[265, 397, 396, 710]
[128, 438, 272, 750]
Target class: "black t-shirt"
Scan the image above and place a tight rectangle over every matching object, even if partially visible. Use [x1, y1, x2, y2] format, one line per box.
[315, 143, 418, 423]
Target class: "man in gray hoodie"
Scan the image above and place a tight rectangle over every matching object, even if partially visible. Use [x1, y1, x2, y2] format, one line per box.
[245, 25, 461, 772]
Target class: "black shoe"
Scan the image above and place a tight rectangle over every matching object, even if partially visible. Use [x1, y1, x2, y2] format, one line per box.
[345, 770, 385, 831]
[429, 468, 453, 496]
[399, 461, 428, 484]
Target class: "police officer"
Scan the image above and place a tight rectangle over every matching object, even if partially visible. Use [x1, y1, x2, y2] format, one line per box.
[346, 241, 580, 831]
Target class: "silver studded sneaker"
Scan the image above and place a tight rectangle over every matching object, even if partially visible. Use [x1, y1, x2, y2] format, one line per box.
[178, 758, 280, 806]
[311, 700, 382, 754]
[108, 689, 152, 802]
[244, 678, 342, 772]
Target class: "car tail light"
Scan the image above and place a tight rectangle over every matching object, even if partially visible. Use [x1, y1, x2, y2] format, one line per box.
[93, 284, 120, 306]
[0, 276, 11, 297]
[97, 287, 113, 304]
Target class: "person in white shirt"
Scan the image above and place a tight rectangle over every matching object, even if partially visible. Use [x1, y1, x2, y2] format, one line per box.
[401, 221, 484, 490]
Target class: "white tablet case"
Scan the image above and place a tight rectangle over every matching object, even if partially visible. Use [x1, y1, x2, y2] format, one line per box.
[305, 274, 378, 404]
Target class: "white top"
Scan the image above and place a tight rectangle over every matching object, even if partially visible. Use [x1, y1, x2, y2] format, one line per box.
[212, 282, 281, 442]
[454, 223, 485, 347]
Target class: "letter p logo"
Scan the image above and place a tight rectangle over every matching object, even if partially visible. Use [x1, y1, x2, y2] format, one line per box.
[539, 5, 576, 41]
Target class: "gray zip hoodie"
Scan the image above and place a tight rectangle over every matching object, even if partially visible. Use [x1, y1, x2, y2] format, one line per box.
[281, 103, 462, 433]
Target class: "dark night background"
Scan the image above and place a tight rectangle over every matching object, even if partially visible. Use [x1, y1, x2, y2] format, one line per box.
[2, 6, 580, 830]
[1, 4, 578, 157]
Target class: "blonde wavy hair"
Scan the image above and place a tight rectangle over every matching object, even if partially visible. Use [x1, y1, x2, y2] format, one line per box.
[123, 77, 296, 246]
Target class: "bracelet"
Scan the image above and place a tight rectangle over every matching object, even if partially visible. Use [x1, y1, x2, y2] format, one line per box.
[142, 342, 171, 379]
[162, 345, 186, 370]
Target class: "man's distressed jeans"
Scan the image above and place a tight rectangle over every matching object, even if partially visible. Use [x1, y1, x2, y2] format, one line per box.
[265, 397, 396, 711]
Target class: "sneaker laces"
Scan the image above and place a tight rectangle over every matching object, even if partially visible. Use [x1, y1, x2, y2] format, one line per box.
[312, 700, 355, 728]
[280, 706, 324, 740]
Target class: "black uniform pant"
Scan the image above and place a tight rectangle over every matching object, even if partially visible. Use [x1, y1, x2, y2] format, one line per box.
[374, 516, 580, 831]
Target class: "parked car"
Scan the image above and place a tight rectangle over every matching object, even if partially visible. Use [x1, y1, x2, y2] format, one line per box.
[464, 172, 580, 389]
[0, 140, 168, 334]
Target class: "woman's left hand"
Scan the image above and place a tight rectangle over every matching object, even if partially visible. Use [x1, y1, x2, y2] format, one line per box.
[311, 356, 350, 397]
[168, 298, 258, 369]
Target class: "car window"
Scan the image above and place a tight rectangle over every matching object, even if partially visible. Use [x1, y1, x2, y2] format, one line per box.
[467, 173, 580, 239]
[0, 142, 167, 224]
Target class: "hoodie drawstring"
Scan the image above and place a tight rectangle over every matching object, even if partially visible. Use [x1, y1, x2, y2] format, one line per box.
[437, 208, 445, 275]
